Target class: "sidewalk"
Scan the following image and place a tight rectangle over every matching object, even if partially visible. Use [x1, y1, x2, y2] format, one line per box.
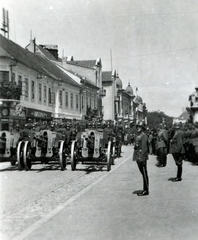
[16, 147, 198, 240]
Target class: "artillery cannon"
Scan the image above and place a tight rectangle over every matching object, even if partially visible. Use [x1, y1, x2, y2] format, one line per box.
[71, 129, 113, 171]
[17, 129, 67, 171]
[0, 131, 20, 166]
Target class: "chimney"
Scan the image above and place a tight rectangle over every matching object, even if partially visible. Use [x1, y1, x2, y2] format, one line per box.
[27, 37, 36, 53]
[40, 44, 59, 60]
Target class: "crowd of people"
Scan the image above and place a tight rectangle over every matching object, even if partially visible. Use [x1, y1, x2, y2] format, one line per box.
[132, 120, 198, 196]
[2, 117, 198, 194]
[9, 118, 198, 165]
[8, 118, 126, 156]
[145, 121, 198, 165]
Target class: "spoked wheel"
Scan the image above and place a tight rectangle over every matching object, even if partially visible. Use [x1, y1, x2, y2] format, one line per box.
[23, 141, 32, 171]
[112, 143, 115, 165]
[17, 141, 25, 170]
[59, 140, 67, 170]
[71, 141, 77, 171]
[107, 141, 112, 171]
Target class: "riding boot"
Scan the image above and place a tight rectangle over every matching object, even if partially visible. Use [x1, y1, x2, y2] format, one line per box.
[177, 165, 182, 179]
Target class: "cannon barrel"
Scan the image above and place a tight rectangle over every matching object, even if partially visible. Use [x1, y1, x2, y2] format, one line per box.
[34, 136, 48, 143]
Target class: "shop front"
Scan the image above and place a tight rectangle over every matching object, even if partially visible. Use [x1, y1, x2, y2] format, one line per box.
[0, 100, 26, 131]
[26, 108, 52, 124]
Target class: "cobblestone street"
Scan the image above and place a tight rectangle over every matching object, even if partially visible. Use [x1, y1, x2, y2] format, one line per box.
[0, 148, 127, 240]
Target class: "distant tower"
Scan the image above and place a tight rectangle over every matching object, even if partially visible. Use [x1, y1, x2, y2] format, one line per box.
[1, 8, 9, 38]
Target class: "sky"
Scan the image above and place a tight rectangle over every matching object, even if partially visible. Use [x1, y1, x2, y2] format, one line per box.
[1, 0, 198, 117]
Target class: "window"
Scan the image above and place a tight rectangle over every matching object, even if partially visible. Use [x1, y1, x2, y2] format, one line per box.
[31, 80, 35, 100]
[18, 75, 22, 87]
[12, 72, 15, 83]
[71, 93, 73, 108]
[81, 96, 84, 109]
[25, 78, 29, 98]
[51, 92, 55, 104]
[76, 95, 79, 109]
[44, 86, 47, 103]
[48, 89, 55, 104]
[65, 92, 68, 107]
[39, 83, 42, 102]
[0, 71, 9, 83]
[59, 90, 62, 107]
[49, 88, 51, 104]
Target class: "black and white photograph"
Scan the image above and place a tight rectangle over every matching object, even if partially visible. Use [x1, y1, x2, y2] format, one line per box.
[0, 0, 198, 239]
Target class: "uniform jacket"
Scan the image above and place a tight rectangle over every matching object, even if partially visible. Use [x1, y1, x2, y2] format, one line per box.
[191, 128, 198, 146]
[169, 129, 185, 154]
[133, 132, 148, 162]
[156, 129, 168, 149]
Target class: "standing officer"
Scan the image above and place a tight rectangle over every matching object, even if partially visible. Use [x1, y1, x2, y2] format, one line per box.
[155, 123, 168, 167]
[132, 120, 149, 196]
[169, 122, 185, 182]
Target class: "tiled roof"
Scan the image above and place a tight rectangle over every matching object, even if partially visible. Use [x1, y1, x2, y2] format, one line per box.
[67, 60, 97, 69]
[62, 68, 98, 88]
[177, 111, 189, 121]
[0, 45, 11, 57]
[0, 34, 80, 87]
[102, 71, 113, 82]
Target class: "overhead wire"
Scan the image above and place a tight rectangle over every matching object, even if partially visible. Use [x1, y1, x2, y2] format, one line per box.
[102, 47, 198, 62]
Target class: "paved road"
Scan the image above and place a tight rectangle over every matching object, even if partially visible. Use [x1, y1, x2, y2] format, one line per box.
[0, 146, 126, 240]
[1, 146, 198, 240]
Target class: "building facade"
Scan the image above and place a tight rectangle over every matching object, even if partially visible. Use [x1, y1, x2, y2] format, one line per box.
[188, 87, 198, 123]
[0, 34, 92, 130]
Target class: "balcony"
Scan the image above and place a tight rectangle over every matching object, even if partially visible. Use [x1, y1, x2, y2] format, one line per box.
[0, 82, 22, 100]
[98, 87, 106, 97]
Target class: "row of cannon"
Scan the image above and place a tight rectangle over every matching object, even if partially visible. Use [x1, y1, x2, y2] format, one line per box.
[0, 128, 120, 171]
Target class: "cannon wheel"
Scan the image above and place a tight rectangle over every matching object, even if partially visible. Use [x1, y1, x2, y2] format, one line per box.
[71, 141, 77, 171]
[23, 141, 32, 171]
[59, 140, 66, 170]
[112, 143, 115, 165]
[107, 141, 112, 171]
[17, 141, 25, 170]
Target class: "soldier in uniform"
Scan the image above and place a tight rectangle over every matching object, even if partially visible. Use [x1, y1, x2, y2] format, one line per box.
[155, 123, 168, 167]
[103, 121, 114, 148]
[132, 120, 149, 196]
[12, 124, 21, 151]
[0, 132, 6, 154]
[64, 122, 72, 145]
[39, 121, 47, 130]
[96, 121, 102, 131]
[86, 131, 95, 154]
[169, 122, 185, 182]
[112, 121, 121, 157]
[148, 129, 154, 155]
[26, 118, 34, 130]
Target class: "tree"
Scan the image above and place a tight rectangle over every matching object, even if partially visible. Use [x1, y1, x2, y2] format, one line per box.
[147, 111, 173, 130]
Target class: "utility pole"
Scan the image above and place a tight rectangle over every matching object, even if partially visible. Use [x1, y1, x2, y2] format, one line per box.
[1, 8, 9, 38]
[110, 49, 113, 71]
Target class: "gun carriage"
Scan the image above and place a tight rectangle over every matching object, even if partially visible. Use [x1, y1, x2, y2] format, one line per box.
[71, 128, 113, 171]
[0, 131, 20, 166]
[17, 129, 67, 171]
